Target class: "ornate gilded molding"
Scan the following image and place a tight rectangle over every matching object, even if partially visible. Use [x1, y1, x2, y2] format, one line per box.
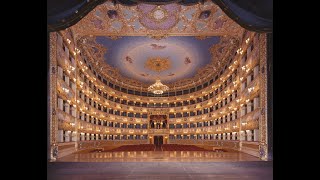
[49, 32, 58, 160]
[70, 1, 245, 38]
[50, 32, 57, 145]
[108, 36, 122, 40]
[195, 36, 210, 40]
[147, 34, 169, 40]
[259, 33, 268, 160]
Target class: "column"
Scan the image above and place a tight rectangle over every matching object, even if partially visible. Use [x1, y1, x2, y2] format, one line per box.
[57, 130, 64, 142]
[71, 131, 77, 141]
[246, 130, 252, 141]
[70, 57, 75, 66]
[227, 114, 231, 122]
[247, 75, 251, 86]
[254, 129, 259, 141]
[241, 56, 246, 65]
[222, 116, 226, 123]
[91, 134, 94, 141]
[232, 132, 236, 140]
[227, 133, 230, 140]
[64, 131, 70, 142]
[232, 112, 236, 120]
[58, 98, 63, 111]
[227, 96, 230, 103]
[65, 76, 70, 86]
[218, 134, 221, 140]
[65, 103, 70, 113]
[247, 44, 252, 55]
[64, 46, 69, 57]
[86, 133, 90, 141]
[71, 107, 76, 117]
[57, 66, 63, 79]
[240, 131, 246, 141]
[241, 106, 246, 116]
[80, 133, 85, 141]
[254, 97, 260, 110]
[232, 91, 236, 100]
[222, 133, 226, 140]
[241, 82, 246, 91]
[247, 102, 252, 113]
[71, 82, 76, 92]
[254, 65, 260, 78]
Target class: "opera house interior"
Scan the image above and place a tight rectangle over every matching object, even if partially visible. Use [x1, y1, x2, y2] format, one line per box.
[47, 0, 273, 179]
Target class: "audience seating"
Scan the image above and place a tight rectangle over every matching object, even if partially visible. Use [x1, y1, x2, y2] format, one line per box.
[106, 144, 155, 152]
[161, 144, 212, 151]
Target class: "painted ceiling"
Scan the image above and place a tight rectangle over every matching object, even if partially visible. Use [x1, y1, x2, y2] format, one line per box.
[70, 1, 244, 38]
[94, 36, 220, 83]
[78, 35, 238, 89]
[71, 0, 243, 89]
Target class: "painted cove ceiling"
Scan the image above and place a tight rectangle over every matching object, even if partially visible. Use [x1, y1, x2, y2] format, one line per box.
[78, 35, 238, 88]
[88, 36, 221, 84]
[70, 0, 244, 90]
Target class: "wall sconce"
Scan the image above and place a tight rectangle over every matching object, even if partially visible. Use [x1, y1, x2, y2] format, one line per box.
[245, 38, 250, 44]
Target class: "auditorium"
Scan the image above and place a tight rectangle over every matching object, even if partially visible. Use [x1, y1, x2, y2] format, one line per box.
[47, 0, 273, 179]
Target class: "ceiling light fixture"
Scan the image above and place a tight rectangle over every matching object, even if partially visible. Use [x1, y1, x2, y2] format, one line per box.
[148, 79, 169, 94]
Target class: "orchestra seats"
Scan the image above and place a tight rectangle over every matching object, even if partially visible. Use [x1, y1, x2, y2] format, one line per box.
[107, 144, 155, 151]
[161, 144, 211, 151]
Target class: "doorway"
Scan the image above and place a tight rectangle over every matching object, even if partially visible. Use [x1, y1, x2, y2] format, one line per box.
[154, 136, 163, 151]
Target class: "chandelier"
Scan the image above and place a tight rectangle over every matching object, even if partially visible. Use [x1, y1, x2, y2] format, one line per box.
[148, 79, 169, 94]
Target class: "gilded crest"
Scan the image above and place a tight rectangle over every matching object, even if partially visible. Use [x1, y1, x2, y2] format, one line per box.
[144, 57, 171, 72]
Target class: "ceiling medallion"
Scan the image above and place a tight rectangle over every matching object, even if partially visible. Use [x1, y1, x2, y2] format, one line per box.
[144, 57, 171, 72]
[148, 79, 169, 94]
[149, 6, 168, 22]
[137, 3, 180, 30]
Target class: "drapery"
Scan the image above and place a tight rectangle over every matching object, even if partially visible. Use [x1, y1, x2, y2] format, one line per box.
[47, 0, 272, 32]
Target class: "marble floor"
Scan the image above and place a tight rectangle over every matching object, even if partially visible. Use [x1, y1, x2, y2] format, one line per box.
[57, 151, 261, 162]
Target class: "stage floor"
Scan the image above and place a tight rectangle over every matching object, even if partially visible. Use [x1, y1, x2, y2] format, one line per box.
[57, 150, 261, 162]
[48, 161, 272, 180]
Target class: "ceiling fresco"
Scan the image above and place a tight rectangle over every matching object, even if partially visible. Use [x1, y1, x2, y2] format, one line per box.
[93, 36, 220, 83]
[78, 35, 239, 89]
[70, 0, 244, 90]
[70, 1, 245, 38]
